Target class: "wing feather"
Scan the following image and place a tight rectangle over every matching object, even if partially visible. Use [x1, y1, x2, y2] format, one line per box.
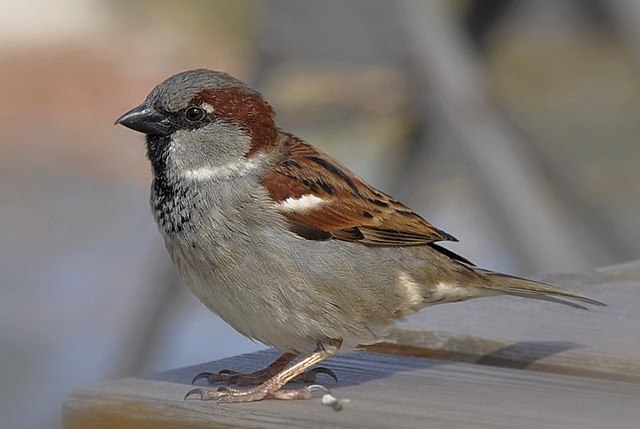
[261, 133, 456, 246]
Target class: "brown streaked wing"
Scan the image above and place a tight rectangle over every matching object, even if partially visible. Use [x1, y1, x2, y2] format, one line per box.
[261, 133, 457, 246]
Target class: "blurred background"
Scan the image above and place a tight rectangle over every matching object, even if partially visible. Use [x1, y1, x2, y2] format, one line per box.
[1, 0, 639, 427]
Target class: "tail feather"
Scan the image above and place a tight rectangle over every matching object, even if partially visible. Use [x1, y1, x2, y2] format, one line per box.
[479, 271, 606, 310]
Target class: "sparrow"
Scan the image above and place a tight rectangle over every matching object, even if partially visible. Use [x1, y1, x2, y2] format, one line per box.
[116, 69, 604, 404]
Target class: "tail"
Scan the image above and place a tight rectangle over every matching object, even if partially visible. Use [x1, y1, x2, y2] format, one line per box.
[478, 270, 606, 310]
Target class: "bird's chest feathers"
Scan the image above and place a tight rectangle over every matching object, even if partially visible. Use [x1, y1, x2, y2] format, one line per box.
[147, 131, 261, 236]
[151, 165, 280, 260]
[150, 174, 199, 235]
[150, 169, 253, 239]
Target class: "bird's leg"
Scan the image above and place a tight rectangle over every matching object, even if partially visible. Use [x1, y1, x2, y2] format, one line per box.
[185, 340, 340, 402]
[191, 352, 296, 386]
[191, 351, 337, 386]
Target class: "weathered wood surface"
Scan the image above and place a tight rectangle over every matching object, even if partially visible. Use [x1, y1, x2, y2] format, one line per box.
[382, 260, 640, 383]
[64, 349, 640, 429]
[403, 261, 639, 355]
[64, 261, 640, 428]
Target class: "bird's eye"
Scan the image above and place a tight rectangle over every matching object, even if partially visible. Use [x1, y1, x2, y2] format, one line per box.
[185, 106, 206, 122]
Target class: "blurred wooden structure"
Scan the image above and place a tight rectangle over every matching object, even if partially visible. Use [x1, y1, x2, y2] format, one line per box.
[254, 0, 640, 278]
[64, 261, 640, 428]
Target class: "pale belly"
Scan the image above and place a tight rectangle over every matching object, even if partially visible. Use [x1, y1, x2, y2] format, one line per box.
[152, 176, 441, 353]
[163, 226, 424, 353]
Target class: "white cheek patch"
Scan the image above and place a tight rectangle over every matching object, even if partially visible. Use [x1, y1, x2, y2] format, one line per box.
[200, 102, 215, 114]
[277, 194, 327, 213]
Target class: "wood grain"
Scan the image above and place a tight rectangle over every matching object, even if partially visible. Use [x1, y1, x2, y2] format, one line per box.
[64, 350, 640, 429]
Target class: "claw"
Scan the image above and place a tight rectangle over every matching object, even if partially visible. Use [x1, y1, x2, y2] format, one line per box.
[185, 386, 238, 401]
[184, 387, 204, 400]
[292, 366, 338, 383]
[307, 384, 330, 395]
[192, 369, 242, 385]
[308, 367, 338, 383]
[191, 372, 213, 385]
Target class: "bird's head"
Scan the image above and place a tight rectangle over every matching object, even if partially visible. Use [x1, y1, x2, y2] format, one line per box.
[116, 69, 277, 177]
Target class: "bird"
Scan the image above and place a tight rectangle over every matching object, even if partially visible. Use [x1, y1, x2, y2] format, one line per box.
[116, 69, 604, 403]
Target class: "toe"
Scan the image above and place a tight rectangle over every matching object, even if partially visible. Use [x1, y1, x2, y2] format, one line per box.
[184, 386, 236, 401]
[272, 384, 329, 400]
[191, 369, 241, 385]
[217, 369, 239, 375]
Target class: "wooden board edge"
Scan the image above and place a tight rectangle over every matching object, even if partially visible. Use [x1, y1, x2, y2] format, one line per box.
[361, 328, 640, 383]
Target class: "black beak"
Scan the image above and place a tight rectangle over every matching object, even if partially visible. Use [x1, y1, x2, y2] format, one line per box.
[115, 103, 172, 136]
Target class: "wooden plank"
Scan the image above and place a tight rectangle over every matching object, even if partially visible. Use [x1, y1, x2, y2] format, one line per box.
[385, 261, 640, 381]
[365, 328, 640, 383]
[64, 350, 640, 429]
